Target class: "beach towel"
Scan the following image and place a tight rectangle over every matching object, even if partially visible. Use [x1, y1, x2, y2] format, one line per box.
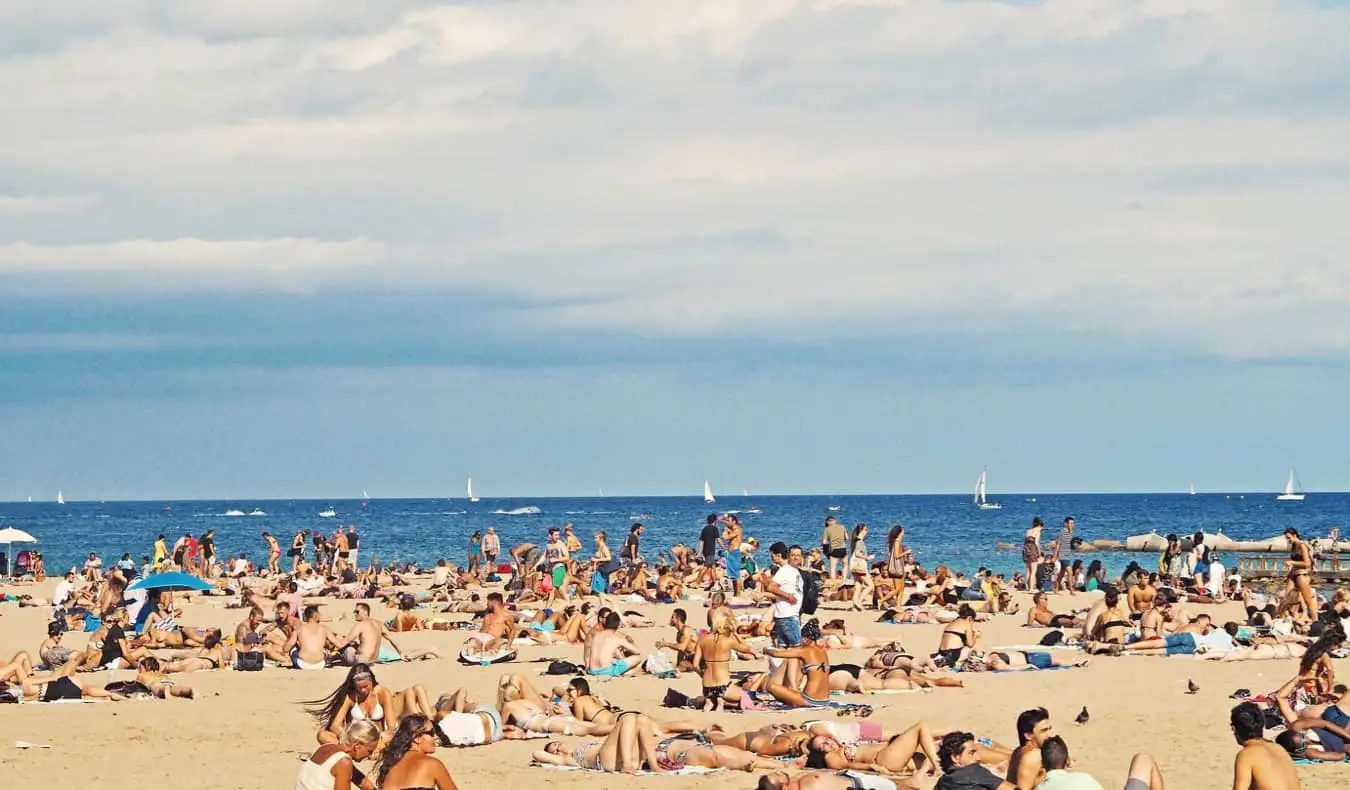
[531, 763, 723, 775]
[730, 696, 884, 713]
[458, 647, 517, 666]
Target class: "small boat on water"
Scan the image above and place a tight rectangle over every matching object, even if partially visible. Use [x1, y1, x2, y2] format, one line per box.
[318, 507, 336, 518]
[225, 509, 246, 517]
[1276, 465, 1305, 501]
[467, 476, 479, 503]
[704, 480, 716, 504]
[57, 490, 65, 505]
[249, 508, 267, 517]
[974, 468, 1001, 510]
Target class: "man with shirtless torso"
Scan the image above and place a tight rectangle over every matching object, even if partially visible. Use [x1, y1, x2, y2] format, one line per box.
[282, 605, 340, 669]
[1008, 707, 1054, 790]
[338, 602, 383, 664]
[473, 592, 516, 652]
[1231, 702, 1302, 790]
[1129, 575, 1157, 616]
[586, 610, 642, 677]
[1026, 592, 1080, 628]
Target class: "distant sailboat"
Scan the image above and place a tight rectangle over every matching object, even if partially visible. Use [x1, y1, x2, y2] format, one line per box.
[704, 481, 716, 504]
[57, 490, 64, 505]
[467, 477, 479, 503]
[27, 496, 32, 503]
[742, 489, 749, 497]
[362, 489, 369, 500]
[974, 468, 1001, 510]
[1189, 483, 1196, 496]
[1276, 465, 1306, 501]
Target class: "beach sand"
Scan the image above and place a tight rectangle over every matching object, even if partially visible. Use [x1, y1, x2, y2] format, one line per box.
[1, 580, 1344, 789]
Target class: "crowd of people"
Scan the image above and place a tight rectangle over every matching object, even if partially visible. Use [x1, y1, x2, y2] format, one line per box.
[4, 512, 1347, 790]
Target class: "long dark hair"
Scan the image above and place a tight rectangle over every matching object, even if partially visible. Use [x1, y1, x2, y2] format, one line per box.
[886, 524, 904, 551]
[1298, 623, 1346, 675]
[849, 524, 867, 556]
[304, 663, 376, 730]
[378, 714, 430, 787]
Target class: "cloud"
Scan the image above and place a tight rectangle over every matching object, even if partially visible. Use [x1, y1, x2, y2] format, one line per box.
[0, 194, 98, 216]
[1, 0, 1348, 359]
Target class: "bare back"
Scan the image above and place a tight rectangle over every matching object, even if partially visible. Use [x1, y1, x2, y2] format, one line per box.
[1235, 740, 1301, 790]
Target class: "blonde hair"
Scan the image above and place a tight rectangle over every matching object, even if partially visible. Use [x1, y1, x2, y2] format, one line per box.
[340, 720, 381, 747]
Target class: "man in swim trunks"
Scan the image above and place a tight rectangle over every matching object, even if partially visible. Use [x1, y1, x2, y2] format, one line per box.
[586, 610, 642, 677]
[475, 592, 516, 652]
[336, 602, 384, 665]
[544, 527, 570, 596]
[282, 605, 340, 669]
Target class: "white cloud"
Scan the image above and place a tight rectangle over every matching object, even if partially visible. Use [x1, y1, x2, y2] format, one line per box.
[1, 0, 1348, 358]
[0, 194, 98, 216]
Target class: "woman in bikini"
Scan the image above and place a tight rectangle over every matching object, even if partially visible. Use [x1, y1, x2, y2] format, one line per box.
[296, 720, 380, 790]
[162, 628, 229, 673]
[1285, 528, 1320, 622]
[694, 612, 758, 711]
[1084, 588, 1135, 651]
[535, 711, 778, 773]
[764, 620, 844, 709]
[131, 657, 196, 698]
[497, 673, 605, 736]
[713, 725, 812, 758]
[933, 604, 979, 668]
[377, 715, 459, 790]
[308, 664, 429, 746]
[803, 721, 941, 776]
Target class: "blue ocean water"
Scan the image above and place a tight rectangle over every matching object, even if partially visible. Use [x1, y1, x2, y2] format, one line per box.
[2, 493, 1345, 579]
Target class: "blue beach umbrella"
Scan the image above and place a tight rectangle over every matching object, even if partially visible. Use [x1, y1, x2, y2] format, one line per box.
[126, 571, 213, 593]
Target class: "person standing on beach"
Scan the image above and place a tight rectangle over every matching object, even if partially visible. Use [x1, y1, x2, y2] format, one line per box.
[199, 530, 215, 578]
[333, 527, 351, 575]
[821, 517, 848, 580]
[263, 532, 281, 575]
[1052, 517, 1076, 594]
[623, 523, 643, 567]
[699, 514, 721, 567]
[544, 527, 570, 593]
[482, 528, 500, 574]
[1231, 701, 1301, 790]
[1022, 517, 1043, 589]
[723, 514, 745, 598]
[764, 542, 804, 648]
[347, 526, 360, 570]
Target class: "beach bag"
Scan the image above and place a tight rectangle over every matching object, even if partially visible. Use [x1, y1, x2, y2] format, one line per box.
[644, 652, 672, 675]
[544, 659, 583, 675]
[801, 571, 823, 616]
[1039, 630, 1065, 647]
[235, 651, 265, 672]
[886, 553, 906, 578]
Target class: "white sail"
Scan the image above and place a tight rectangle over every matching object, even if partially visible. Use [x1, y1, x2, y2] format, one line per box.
[362, 489, 369, 500]
[1189, 483, 1196, 496]
[467, 477, 479, 503]
[704, 480, 716, 504]
[1277, 465, 1306, 501]
[974, 469, 1001, 509]
[57, 490, 64, 505]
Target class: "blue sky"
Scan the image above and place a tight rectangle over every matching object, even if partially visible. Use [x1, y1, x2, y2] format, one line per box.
[2, 0, 1350, 500]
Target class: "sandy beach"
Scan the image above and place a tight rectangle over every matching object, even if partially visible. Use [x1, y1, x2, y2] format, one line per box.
[1, 579, 1343, 789]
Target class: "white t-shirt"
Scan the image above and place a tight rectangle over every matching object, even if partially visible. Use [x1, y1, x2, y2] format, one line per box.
[53, 579, 74, 607]
[1206, 561, 1226, 595]
[1037, 769, 1105, 790]
[771, 564, 803, 619]
[1197, 627, 1237, 653]
[433, 565, 451, 586]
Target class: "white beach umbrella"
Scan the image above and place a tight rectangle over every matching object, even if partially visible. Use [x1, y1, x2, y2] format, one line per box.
[0, 527, 37, 577]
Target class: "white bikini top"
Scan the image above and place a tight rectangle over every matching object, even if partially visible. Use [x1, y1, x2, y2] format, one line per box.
[349, 697, 384, 722]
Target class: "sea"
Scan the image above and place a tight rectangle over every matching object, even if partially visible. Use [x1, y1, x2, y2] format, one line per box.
[2, 493, 1345, 580]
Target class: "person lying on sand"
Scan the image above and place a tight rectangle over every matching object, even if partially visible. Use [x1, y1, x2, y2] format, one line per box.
[430, 688, 525, 746]
[498, 673, 605, 736]
[533, 711, 779, 773]
[756, 768, 922, 790]
[800, 720, 941, 776]
[1, 655, 126, 702]
[127, 657, 195, 698]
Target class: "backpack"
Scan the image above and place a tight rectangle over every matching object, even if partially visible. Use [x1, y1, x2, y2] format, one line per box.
[235, 651, 265, 672]
[801, 570, 823, 616]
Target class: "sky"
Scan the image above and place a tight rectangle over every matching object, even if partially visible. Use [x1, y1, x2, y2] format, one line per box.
[2, 0, 1350, 500]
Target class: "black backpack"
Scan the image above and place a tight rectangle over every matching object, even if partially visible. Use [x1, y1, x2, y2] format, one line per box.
[801, 570, 823, 616]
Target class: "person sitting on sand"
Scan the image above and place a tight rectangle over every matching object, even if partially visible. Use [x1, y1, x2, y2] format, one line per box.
[764, 619, 838, 708]
[801, 720, 941, 776]
[934, 604, 980, 668]
[38, 621, 79, 668]
[1037, 735, 1166, 790]
[655, 608, 699, 672]
[295, 720, 379, 790]
[1025, 592, 1082, 629]
[1007, 707, 1053, 790]
[694, 613, 759, 710]
[308, 664, 432, 746]
[284, 605, 343, 670]
[80, 607, 152, 670]
[377, 715, 460, 790]
[1231, 701, 1302, 790]
[585, 610, 643, 678]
